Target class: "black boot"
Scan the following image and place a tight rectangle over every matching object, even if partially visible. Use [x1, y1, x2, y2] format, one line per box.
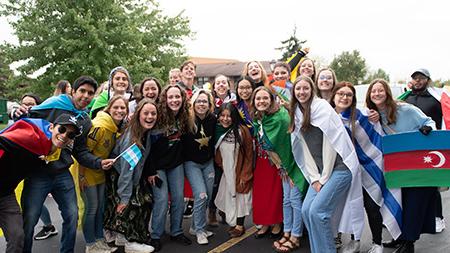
[383, 239, 402, 248]
[393, 241, 414, 253]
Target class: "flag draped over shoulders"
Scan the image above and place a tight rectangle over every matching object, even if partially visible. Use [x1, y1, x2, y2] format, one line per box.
[253, 107, 308, 194]
[340, 108, 402, 239]
[291, 97, 365, 239]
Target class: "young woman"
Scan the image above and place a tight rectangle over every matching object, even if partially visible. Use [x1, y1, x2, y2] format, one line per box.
[103, 98, 157, 253]
[182, 89, 216, 245]
[149, 85, 194, 252]
[90, 66, 133, 118]
[53, 80, 72, 96]
[315, 68, 338, 102]
[235, 77, 255, 132]
[241, 61, 268, 88]
[129, 77, 162, 114]
[214, 103, 253, 238]
[251, 86, 307, 240]
[289, 76, 363, 253]
[79, 96, 128, 253]
[270, 62, 293, 109]
[331, 82, 402, 253]
[366, 79, 436, 253]
[169, 68, 181, 85]
[296, 58, 316, 82]
[212, 74, 237, 110]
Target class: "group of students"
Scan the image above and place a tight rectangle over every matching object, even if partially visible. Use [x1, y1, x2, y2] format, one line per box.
[0, 53, 446, 253]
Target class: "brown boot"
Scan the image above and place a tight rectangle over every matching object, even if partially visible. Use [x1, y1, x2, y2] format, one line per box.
[208, 210, 219, 227]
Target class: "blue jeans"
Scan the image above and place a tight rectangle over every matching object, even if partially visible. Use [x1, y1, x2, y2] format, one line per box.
[184, 160, 215, 233]
[40, 204, 52, 226]
[81, 183, 105, 245]
[0, 194, 24, 253]
[151, 164, 185, 239]
[302, 169, 352, 253]
[282, 179, 303, 237]
[21, 171, 78, 253]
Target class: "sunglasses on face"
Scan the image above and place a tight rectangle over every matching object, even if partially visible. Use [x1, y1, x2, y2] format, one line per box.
[57, 125, 78, 139]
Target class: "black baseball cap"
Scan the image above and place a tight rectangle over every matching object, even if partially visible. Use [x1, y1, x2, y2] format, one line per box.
[54, 114, 82, 136]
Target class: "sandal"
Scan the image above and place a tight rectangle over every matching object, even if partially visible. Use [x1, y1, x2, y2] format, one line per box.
[274, 239, 300, 253]
[272, 235, 290, 249]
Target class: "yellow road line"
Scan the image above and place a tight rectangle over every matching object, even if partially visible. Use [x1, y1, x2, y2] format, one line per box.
[208, 226, 258, 253]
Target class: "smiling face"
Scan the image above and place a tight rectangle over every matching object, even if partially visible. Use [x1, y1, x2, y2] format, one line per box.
[411, 73, 429, 91]
[50, 124, 77, 148]
[273, 66, 290, 81]
[139, 103, 157, 130]
[112, 71, 129, 95]
[194, 93, 210, 118]
[333, 86, 354, 112]
[254, 89, 272, 112]
[214, 75, 230, 98]
[169, 70, 181, 85]
[166, 87, 183, 113]
[299, 59, 314, 78]
[237, 79, 253, 101]
[247, 61, 262, 82]
[294, 80, 313, 108]
[142, 80, 159, 100]
[109, 98, 128, 124]
[317, 70, 334, 92]
[370, 82, 387, 109]
[218, 108, 232, 128]
[181, 63, 196, 81]
[72, 84, 95, 110]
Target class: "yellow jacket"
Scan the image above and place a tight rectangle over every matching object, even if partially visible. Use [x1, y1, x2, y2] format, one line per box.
[83, 111, 120, 186]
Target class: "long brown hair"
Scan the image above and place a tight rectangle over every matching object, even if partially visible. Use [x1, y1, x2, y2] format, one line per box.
[365, 79, 397, 124]
[288, 76, 317, 132]
[250, 86, 280, 120]
[157, 84, 194, 134]
[127, 98, 157, 148]
[330, 81, 357, 142]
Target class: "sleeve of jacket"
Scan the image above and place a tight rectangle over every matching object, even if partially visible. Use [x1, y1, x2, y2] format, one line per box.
[115, 133, 134, 205]
[73, 121, 102, 170]
[240, 126, 254, 183]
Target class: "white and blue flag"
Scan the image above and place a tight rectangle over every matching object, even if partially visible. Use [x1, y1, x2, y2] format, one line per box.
[116, 143, 142, 171]
[341, 108, 403, 239]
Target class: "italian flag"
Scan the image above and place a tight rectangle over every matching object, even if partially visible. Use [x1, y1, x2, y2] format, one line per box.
[383, 130, 450, 188]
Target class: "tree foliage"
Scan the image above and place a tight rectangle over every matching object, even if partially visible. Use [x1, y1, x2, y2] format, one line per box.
[364, 68, 390, 84]
[330, 50, 367, 85]
[0, 0, 192, 98]
[275, 26, 307, 61]
[0, 49, 14, 99]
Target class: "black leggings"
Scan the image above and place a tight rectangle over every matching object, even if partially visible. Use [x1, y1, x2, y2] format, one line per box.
[237, 217, 245, 226]
[436, 190, 443, 219]
[363, 189, 383, 245]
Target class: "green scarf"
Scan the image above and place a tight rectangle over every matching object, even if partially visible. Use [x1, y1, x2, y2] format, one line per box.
[90, 91, 109, 117]
[214, 123, 231, 145]
[397, 90, 411, 101]
[253, 107, 308, 194]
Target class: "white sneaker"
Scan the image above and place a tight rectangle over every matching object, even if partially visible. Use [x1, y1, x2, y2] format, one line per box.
[124, 242, 154, 253]
[85, 243, 111, 253]
[196, 232, 208, 245]
[189, 227, 214, 237]
[341, 239, 360, 253]
[95, 239, 118, 252]
[104, 230, 116, 244]
[367, 243, 383, 253]
[115, 233, 127, 246]
[436, 217, 446, 233]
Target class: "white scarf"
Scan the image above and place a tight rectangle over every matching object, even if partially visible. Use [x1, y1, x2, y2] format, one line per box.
[291, 97, 365, 239]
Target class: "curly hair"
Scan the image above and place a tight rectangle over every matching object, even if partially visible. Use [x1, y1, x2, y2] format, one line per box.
[157, 84, 194, 135]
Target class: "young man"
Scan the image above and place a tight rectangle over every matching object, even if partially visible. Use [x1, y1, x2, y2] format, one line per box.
[0, 113, 82, 253]
[14, 76, 114, 253]
[178, 60, 197, 98]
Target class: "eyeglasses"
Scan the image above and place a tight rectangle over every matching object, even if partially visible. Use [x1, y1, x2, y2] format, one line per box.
[195, 99, 209, 104]
[336, 92, 354, 98]
[319, 75, 333, 80]
[58, 125, 78, 139]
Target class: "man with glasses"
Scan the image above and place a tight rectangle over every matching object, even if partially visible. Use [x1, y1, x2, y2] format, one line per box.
[14, 76, 114, 253]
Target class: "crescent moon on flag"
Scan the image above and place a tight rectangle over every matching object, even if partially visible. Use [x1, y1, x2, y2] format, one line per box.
[428, 151, 446, 168]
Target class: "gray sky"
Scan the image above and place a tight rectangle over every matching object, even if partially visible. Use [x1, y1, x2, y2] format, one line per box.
[1, 0, 449, 81]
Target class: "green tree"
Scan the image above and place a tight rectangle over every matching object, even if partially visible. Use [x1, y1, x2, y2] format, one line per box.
[364, 68, 390, 84]
[0, 49, 13, 98]
[275, 26, 307, 61]
[330, 50, 367, 85]
[0, 0, 191, 98]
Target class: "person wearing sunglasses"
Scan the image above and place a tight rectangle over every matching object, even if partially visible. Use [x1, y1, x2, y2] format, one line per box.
[0, 113, 80, 253]
[14, 76, 115, 253]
